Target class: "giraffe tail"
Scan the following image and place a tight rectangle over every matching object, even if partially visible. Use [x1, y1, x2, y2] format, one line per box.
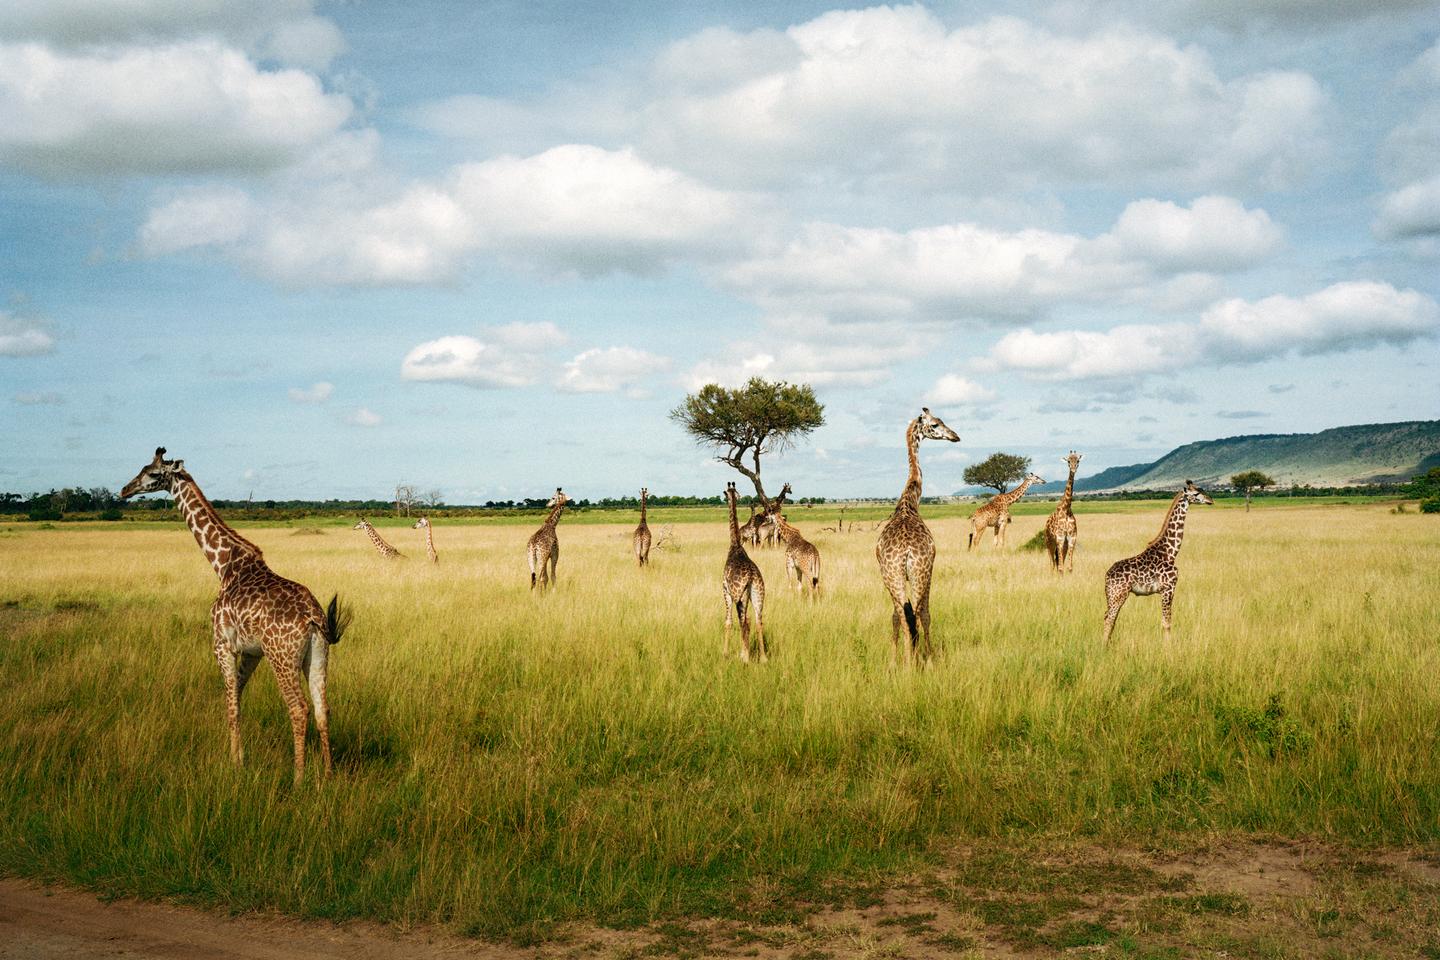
[902, 601, 918, 648]
[324, 594, 353, 645]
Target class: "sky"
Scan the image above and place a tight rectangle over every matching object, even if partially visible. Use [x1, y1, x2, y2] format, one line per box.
[2, 0, 1438, 502]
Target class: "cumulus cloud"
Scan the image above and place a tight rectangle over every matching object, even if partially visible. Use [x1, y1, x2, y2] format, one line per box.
[401, 322, 567, 389]
[557, 347, 671, 397]
[0, 41, 352, 176]
[287, 381, 333, 404]
[1376, 173, 1440, 240]
[925, 375, 996, 406]
[722, 195, 1281, 325]
[140, 145, 743, 284]
[0, 313, 55, 357]
[1375, 43, 1440, 241]
[985, 280, 1439, 380]
[438, 8, 1326, 194]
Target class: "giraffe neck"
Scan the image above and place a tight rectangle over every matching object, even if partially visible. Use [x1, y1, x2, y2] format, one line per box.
[639, 491, 647, 523]
[542, 499, 565, 529]
[1150, 492, 1190, 560]
[897, 420, 923, 513]
[1000, 475, 1035, 507]
[362, 521, 397, 555]
[1058, 463, 1077, 515]
[171, 474, 263, 580]
[727, 493, 741, 546]
[424, 524, 437, 561]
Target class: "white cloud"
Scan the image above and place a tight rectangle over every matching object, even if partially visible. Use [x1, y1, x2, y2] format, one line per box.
[925, 375, 996, 406]
[557, 347, 671, 396]
[140, 145, 743, 284]
[0, 40, 352, 176]
[400, 323, 567, 389]
[346, 407, 381, 427]
[1375, 174, 1440, 238]
[287, 381, 333, 404]
[0, 314, 55, 357]
[986, 280, 1440, 380]
[477, 8, 1323, 194]
[722, 195, 1280, 325]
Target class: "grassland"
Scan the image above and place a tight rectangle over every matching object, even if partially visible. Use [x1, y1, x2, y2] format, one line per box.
[1, 498, 1437, 954]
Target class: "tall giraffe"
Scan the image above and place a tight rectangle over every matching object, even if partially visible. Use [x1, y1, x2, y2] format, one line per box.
[1102, 480, 1213, 643]
[1045, 451, 1083, 573]
[527, 488, 568, 590]
[774, 512, 821, 598]
[353, 518, 403, 559]
[633, 487, 652, 567]
[412, 516, 438, 563]
[120, 448, 349, 784]
[722, 481, 767, 662]
[967, 472, 1046, 551]
[875, 408, 960, 664]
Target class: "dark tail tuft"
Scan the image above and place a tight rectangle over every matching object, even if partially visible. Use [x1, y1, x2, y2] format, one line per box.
[325, 594, 352, 645]
[902, 601, 918, 647]
[531, 572, 537, 587]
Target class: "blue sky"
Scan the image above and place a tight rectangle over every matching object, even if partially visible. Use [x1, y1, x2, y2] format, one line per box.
[2, 0, 1438, 501]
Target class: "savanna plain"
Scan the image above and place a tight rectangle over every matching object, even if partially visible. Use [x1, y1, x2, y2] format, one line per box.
[1, 499, 1438, 959]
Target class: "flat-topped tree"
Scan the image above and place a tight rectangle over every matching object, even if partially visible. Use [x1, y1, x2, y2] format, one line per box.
[1230, 470, 1275, 512]
[964, 452, 1032, 493]
[671, 377, 825, 509]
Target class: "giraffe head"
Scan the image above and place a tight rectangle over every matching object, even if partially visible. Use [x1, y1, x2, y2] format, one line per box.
[1023, 472, 1046, 486]
[120, 447, 187, 498]
[352, 518, 370, 530]
[915, 407, 960, 443]
[1183, 480, 1214, 505]
[725, 481, 738, 506]
[412, 517, 430, 529]
[1063, 450, 1083, 473]
[546, 487, 568, 509]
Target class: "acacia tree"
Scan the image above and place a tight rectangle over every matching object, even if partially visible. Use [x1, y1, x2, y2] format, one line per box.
[670, 377, 824, 508]
[964, 452, 1031, 493]
[1230, 470, 1275, 511]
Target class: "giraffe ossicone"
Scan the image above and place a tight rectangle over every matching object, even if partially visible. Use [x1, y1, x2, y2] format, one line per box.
[120, 447, 348, 784]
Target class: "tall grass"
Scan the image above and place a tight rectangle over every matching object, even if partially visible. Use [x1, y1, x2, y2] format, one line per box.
[0, 501, 1436, 937]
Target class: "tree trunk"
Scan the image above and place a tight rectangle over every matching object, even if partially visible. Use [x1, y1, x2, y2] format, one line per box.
[727, 456, 771, 510]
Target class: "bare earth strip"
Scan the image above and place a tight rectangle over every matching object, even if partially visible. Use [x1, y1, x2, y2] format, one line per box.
[4, 839, 1439, 959]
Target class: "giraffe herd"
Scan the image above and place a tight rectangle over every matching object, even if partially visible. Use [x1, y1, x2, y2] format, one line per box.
[119, 428, 1213, 780]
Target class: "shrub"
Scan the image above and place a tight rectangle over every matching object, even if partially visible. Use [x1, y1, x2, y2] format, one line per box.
[99, 508, 124, 521]
[26, 509, 62, 522]
[1422, 498, 1440, 514]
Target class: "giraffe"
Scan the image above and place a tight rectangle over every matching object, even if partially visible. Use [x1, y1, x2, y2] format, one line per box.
[353, 517, 403, 559]
[120, 448, 349, 784]
[967, 472, 1046, 552]
[633, 487, 652, 567]
[722, 481, 767, 662]
[527, 487, 568, 590]
[875, 408, 960, 664]
[774, 512, 821, 598]
[1102, 480, 1214, 643]
[412, 516, 438, 563]
[759, 482, 792, 548]
[738, 501, 764, 547]
[1044, 451, 1083, 573]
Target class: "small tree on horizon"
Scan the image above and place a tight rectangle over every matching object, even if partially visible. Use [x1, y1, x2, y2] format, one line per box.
[1230, 470, 1275, 511]
[964, 452, 1032, 494]
[670, 377, 825, 509]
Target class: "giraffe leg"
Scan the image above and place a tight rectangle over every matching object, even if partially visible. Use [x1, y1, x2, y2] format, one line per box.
[1102, 585, 1127, 643]
[736, 598, 750, 663]
[303, 632, 332, 777]
[550, 543, 559, 588]
[274, 664, 309, 785]
[528, 547, 538, 590]
[752, 581, 767, 663]
[1066, 538, 1076, 573]
[916, 593, 933, 664]
[1161, 587, 1174, 643]
[215, 647, 243, 765]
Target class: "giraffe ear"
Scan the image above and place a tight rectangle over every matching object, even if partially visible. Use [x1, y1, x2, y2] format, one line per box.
[153, 447, 166, 462]
[173, 459, 184, 471]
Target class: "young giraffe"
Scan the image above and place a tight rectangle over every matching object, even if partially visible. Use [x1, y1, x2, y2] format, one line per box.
[632, 487, 652, 567]
[1044, 451, 1083, 573]
[527, 488, 568, 590]
[875, 408, 961, 664]
[738, 501, 764, 547]
[120, 448, 349, 784]
[353, 517, 404, 559]
[412, 516, 438, 563]
[722, 481, 767, 662]
[967, 472, 1046, 552]
[774, 512, 821, 598]
[1102, 480, 1214, 643]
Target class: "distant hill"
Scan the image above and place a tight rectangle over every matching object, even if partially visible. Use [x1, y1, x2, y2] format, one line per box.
[966, 421, 1440, 496]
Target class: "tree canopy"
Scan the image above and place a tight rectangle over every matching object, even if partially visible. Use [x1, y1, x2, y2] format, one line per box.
[964, 452, 1032, 493]
[1230, 470, 1276, 511]
[670, 377, 825, 507]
